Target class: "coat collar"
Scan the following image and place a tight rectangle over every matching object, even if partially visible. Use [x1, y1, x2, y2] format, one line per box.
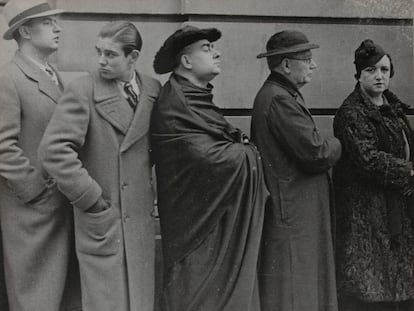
[92, 70, 157, 152]
[13, 50, 62, 102]
[351, 83, 408, 121]
[267, 71, 304, 102]
[267, 70, 309, 115]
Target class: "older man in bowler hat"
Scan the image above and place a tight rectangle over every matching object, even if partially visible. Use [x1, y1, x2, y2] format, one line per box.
[251, 30, 342, 311]
[0, 0, 81, 310]
[151, 25, 267, 311]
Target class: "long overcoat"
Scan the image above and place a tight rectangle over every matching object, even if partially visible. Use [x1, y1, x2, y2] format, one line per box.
[333, 85, 414, 302]
[39, 70, 161, 311]
[0, 51, 81, 311]
[251, 71, 342, 311]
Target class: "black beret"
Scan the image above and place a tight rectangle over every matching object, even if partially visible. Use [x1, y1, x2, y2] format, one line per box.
[153, 25, 221, 74]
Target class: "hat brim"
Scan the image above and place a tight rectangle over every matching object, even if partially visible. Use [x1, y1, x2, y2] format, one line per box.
[3, 8, 64, 40]
[154, 27, 221, 74]
[257, 43, 319, 59]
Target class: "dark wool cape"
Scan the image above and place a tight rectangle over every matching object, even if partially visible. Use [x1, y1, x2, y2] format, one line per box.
[151, 74, 267, 311]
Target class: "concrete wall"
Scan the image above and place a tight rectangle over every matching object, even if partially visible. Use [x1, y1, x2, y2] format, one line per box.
[55, 0, 414, 135]
[0, 2, 412, 131]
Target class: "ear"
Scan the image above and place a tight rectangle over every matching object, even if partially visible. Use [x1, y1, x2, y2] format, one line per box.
[180, 54, 192, 70]
[18, 25, 31, 39]
[281, 58, 291, 74]
[129, 49, 140, 62]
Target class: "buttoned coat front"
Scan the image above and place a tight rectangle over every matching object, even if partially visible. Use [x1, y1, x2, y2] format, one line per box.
[0, 51, 81, 311]
[39, 70, 160, 311]
[251, 72, 342, 311]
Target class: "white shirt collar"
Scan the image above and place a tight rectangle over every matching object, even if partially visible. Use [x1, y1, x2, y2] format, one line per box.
[117, 71, 140, 99]
[25, 55, 59, 85]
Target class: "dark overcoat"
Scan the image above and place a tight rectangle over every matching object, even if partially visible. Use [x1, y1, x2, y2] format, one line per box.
[251, 71, 341, 311]
[0, 51, 81, 311]
[333, 85, 414, 302]
[39, 70, 161, 311]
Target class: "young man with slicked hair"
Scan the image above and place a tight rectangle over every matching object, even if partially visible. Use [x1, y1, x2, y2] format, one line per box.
[39, 21, 161, 311]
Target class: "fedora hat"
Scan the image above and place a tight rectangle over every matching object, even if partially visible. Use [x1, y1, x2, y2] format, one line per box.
[153, 25, 221, 74]
[3, 0, 63, 40]
[257, 30, 319, 58]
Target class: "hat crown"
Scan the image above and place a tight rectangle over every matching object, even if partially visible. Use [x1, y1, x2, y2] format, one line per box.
[153, 25, 221, 74]
[354, 39, 386, 65]
[3, 0, 51, 25]
[267, 30, 310, 51]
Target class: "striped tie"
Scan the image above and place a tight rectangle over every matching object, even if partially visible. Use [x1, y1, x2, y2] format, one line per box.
[124, 82, 138, 110]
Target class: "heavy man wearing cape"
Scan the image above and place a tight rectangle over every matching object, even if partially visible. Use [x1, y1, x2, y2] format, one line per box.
[151, 26, 268, 311]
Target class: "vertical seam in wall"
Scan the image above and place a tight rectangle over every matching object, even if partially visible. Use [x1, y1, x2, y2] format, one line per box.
[180, 0, 186, 15]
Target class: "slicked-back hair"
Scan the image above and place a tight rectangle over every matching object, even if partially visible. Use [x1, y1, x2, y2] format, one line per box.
[98, 21, 142, 56]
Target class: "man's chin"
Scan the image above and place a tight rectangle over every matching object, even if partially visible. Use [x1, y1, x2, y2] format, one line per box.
[99, 70, 112, 79]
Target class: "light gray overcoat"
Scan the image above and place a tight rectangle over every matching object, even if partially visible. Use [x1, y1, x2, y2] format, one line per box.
[0, 51, 81, 311]
[39, 70, 161, 311]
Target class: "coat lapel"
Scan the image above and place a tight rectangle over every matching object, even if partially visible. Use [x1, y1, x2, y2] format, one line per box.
[120, 73, 156, 153]
[93, 72, 133, 135]
[13, 51, 62, 103]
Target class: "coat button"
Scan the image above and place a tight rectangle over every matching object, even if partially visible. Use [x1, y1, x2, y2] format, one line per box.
[121, 182, 128, 190]
[123, 215, 130, 223]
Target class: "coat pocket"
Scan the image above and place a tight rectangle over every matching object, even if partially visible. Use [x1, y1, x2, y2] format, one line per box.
[74, 203, 121, 256]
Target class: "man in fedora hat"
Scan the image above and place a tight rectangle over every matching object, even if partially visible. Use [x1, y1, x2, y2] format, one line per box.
[251, 30, 342, 311]
[151, 25, 267, 311]
[0, 1, 81, 310]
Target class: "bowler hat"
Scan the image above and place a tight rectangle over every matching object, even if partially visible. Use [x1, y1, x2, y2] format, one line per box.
[3, 0, 63, 40]
[153, 25, 221, 74]
[257, 30, 319, 58]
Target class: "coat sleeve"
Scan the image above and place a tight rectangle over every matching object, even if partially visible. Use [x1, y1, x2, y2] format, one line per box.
[334, 106, 412, 190]
[38, 78, 102, 211]
[267, 94, 341, 173]
[0, 74, 47, 203]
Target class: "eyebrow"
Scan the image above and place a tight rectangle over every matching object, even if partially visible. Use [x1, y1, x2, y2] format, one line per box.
[95, 46, 119, 54]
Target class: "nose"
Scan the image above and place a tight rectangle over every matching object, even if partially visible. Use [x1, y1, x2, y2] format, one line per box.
[53, 21, 61, 33]
[374, 69, 383, 80]
[213, 48, 221, 58]
[98, 55, 107, 66]
[310, 59, 317, 69]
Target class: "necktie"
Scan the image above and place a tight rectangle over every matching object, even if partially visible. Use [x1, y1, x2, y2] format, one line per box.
[45, 67, 58, 85]
[124, 82, 138, 110]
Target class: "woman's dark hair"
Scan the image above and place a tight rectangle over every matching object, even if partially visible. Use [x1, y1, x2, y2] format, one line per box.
[98, 21, 142, 56]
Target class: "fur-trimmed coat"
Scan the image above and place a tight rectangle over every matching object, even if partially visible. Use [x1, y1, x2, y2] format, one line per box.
[333, 85, 414, 302]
